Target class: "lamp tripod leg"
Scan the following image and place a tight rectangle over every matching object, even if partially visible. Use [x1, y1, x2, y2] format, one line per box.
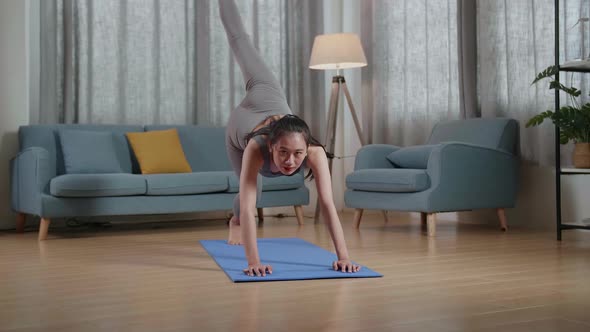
[341, 81, 366, 145]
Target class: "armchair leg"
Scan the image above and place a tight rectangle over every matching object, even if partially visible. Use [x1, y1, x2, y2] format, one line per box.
[353, 209, 364, 229]
[420, 212, 427, 226]
[257, 208, 264, 223]
[497, 208, 508, 231]
[38, 217, 51, 241]
[426, 213, 436, 237]
[294, 205, 304, 225]
[16, 213, 26, 233]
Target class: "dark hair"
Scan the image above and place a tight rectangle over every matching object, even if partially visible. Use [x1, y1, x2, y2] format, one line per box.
[245, 114, 327, 179]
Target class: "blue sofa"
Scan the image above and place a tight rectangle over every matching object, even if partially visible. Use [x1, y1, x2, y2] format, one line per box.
[10, 124, 309, 240]
[344, 118, 519, 236]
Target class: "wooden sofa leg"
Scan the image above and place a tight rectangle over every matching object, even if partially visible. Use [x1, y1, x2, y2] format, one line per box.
[381, 210, 388, 224]
[427, 213, 436, 237]
[353, 209, 364, 229]
[420, 212, 427, 226]
[497, 208, 508, 231]
[38, 218, 51, 241]
[294, 205, 304, 225]
[16, 213, 26, 233]
[257, 208, 264, 223]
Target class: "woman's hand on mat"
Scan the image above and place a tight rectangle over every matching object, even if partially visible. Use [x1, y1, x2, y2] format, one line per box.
[244, 263, 273, 277]
[333, 260, 361, 273]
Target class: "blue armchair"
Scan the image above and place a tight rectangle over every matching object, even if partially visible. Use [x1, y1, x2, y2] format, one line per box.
[344, 118, 519, 236]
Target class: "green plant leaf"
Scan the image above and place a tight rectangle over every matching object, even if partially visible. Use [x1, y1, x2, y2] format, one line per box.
[531, 65, 558, 85]
[559, 131, 569, 144]
[548, 81, 582, 97]
[527, 67, 590, 144]
[525, 110, 554, 127]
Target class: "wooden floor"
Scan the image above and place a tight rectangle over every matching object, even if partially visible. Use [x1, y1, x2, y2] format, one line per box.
[1, 212, 590, 332]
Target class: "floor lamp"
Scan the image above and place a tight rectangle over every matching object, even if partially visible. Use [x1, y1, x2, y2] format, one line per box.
[309, 33, 367, 223]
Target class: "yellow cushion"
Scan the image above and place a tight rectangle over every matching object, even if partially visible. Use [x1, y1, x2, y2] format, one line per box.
[126, 129, 192, 174]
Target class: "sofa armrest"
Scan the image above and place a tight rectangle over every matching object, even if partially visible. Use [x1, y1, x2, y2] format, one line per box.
[426, 142, 519, 208]
[10, 147, 54, 215]
[354, 144, 400, 170]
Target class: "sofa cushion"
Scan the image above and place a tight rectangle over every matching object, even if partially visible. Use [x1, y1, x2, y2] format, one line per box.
[346, 169, 430, 193]
[50, 174, 147, 197]
[144, 172, 229, 195]
[59, 130, 124, 174]
[227, 173, 240, 193]
[145, 125, 233, 172]
[126, 129, 192, 174]
[262, 172, 305, 191]
[386, 145, 437, 169]
[226, 172, 304, 193]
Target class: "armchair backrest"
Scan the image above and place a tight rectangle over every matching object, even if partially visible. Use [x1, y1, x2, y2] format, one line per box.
[427, 118, 518, 154]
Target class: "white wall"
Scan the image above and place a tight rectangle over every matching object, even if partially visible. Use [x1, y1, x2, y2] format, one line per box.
[460, 163, 557, 230]
[506, 163, 590, 231]
[0, 0, 31, 230]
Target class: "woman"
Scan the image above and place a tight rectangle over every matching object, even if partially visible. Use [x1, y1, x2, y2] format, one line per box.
[221, 0, 360, 277]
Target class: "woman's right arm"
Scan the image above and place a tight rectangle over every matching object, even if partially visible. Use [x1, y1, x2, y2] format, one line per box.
[239, 141, 272, 276]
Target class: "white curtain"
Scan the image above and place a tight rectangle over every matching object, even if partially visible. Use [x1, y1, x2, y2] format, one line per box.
[358, 0, 461, 148]
[37, 0, 325, 136]
[478, 0, 589, 166]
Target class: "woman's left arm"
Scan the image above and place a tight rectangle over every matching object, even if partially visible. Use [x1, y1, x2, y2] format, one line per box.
[306, 146, 360, 272]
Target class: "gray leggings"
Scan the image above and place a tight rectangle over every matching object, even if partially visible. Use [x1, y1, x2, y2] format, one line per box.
[220, 0, 291, 218]
[225, 138, 262, 217]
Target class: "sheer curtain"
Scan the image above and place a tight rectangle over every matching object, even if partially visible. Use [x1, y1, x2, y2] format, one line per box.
[37, 0, 324, 135]
[358, 0, 461, 149]
[477, 0, 589, 166]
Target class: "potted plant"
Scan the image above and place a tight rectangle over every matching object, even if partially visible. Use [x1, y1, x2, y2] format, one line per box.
[527, 65, 590, 168]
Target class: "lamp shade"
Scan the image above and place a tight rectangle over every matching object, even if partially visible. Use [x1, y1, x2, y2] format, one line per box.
[309, 33, 367, 70]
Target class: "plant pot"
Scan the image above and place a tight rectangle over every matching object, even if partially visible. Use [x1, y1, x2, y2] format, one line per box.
[573, 143, 590, 168]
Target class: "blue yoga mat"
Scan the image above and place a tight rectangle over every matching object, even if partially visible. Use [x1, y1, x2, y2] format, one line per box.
[200, 237, 383, 282]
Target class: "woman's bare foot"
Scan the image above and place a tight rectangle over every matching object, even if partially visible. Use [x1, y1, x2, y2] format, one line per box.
[228, 216, 242, 245]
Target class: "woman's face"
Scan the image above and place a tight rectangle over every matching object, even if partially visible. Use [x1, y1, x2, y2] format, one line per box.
[270, 132, 308, 175]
